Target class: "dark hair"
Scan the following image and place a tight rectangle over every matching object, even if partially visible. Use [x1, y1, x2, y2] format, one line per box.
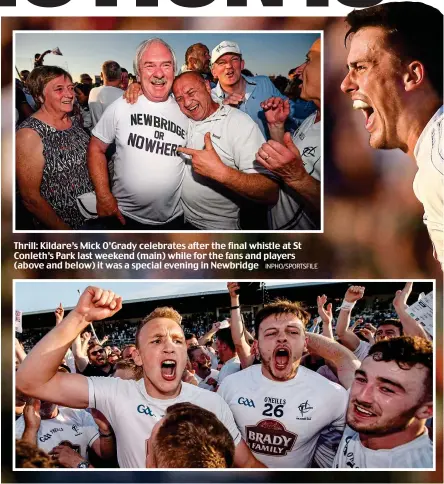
[154, 402, 235, 468]
[216, 327, 235, 353]
[241, 68, 254, 77]
[187, 344, 207, 363]
[27, 66, 73, 109]
[288, 67, 297, 76]
[368, 336, 433, 401]
[185, 333, 197, 341]
[345, 2, 443, 98]
[87, 343, 103, 358]
[75, 83, 92, 97]
[377, 319, 403, 336]
[102, 60, 122, 81]
[121, 67, 128, 74]
[135, 307, 182, 347]
[254, 299, 311, 337]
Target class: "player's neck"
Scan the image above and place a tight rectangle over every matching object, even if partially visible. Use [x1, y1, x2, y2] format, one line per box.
[359, 420, 426, 450]
[144, 378, 182, 400]
[403, 96, 441, 159]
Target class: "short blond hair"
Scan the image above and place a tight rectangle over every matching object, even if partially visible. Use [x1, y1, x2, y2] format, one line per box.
[135, 307, 182, 347]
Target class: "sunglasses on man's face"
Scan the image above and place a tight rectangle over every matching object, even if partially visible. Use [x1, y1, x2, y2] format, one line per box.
[91, 349, 105, 356]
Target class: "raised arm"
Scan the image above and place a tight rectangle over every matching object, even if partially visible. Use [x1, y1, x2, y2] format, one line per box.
[306, 333, 361, 389]
[16, 287, 122, 408]
[317, 294, 334, 340]
[198, 321, 220, 346]
[16, 128, 71, 229]
[260, 96, 289, 144]
[393, 282, 431, 340]
[87, 136, 125, 224]
[71, 334, 89, 373]
[335, 286, 365, 352]
[15, 338, 27, 364]
[227, 282, 254, 369]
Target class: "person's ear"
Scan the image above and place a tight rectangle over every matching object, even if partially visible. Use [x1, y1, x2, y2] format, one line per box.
[404, 61, 425, 92]
[132, 348, 143, 367]
[415, 401, 433, 420]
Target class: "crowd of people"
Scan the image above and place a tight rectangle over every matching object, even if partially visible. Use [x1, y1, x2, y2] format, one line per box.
[15, 280, 433, 469]
[15, 34, 319, 231]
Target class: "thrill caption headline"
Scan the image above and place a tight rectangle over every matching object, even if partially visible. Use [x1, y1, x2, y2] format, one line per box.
[13, 241, 318, 272]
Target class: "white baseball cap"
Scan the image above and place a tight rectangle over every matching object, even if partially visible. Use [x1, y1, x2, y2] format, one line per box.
[211, 41, 242, 65]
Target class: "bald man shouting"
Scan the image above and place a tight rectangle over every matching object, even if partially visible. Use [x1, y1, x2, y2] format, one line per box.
[175, 71, 278, 230]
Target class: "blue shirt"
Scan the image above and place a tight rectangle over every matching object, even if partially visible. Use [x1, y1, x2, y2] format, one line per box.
[211, 74, 316, 139]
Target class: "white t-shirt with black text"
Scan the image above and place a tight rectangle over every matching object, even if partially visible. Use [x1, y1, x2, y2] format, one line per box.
[218, 364, 347, 468]
[334, 425, 433, 468]
[92, 96, 189, 225]
[87, 377, 241, 468]
[15, 407, 99, 459]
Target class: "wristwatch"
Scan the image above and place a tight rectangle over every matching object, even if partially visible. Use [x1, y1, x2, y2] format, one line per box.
[77, 460, 90, 468]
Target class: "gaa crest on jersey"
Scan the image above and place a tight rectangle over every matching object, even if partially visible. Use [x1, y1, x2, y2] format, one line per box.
[246, 419, 297, 456]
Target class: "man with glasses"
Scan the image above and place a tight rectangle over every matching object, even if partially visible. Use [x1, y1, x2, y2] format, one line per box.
[79, 344, 115, 377]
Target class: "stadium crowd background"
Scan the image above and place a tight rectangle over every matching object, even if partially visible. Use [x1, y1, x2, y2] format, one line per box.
[17, 281, 425, 352]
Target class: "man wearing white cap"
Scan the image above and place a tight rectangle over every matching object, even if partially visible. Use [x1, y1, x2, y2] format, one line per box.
[210, 40, 313, 140]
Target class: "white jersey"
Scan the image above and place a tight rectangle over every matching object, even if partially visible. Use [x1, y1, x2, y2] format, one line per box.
[181, 104, 269, 230]
[269, 112, 321, 230]
[354, 340, 371, 362]
[195, 368, 219, 391]
[15, 407, 99, 459]
[218, 364, 347, 468]
[413, 106, 444, 269]
[92, 96, 188, 224]
[334, 426, 433, 468]
[218, 355, 241, 385]
[88, 85, 124, 127]
[87, 377, 241, 468]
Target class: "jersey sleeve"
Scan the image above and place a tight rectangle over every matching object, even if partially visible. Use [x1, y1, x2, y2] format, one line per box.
[81, 414, 100, 448]
[91, 99, 120, 144]
[216, 393, 242, 446]
[87, 376, 119, 429]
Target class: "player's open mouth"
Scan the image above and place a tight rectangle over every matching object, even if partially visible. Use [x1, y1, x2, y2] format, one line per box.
[188, 104, 199, 112]
[353, 100, 375, 130]
[273, 347, 290, 370]
[161, 360, 177, 381]
[354, 403, 377, 418]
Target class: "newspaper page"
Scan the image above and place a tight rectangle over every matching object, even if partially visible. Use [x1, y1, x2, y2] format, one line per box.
[1, 0, 442, 483]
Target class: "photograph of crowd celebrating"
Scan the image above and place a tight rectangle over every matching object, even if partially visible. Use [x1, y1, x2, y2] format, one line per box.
[15, 280, 434, 469]
[15, 32, 321, 232]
